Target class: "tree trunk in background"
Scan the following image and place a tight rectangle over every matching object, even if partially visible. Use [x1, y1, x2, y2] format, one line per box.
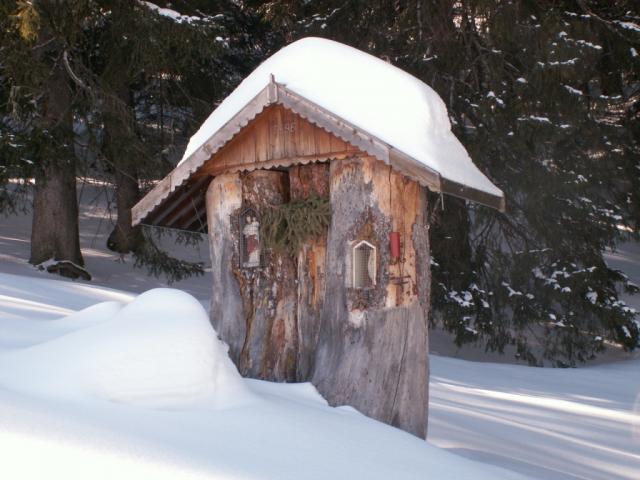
[30, 158, 83, 268]
[103, 85, 143, 254]
[107, 164, 143, 253]
[29, 48, 84, 272]
[311, 157, 431, 438]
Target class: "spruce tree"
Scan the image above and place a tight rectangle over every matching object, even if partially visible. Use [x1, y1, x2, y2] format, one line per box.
[255, 0, 639, 365]
[1, 0, 89, 277]
[1, 0, 273, 282]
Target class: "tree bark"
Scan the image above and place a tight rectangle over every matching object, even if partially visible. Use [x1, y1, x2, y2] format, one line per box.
[206, 160, 431, 437]
[236, 170, 298, 381]
[30, 158, 83, 268]
[107, 164, 142, 253]
[290, 163, 330, 379]
[207, 170, 299, 382]
[103, 85, 143, 254]
[311, 157, 430, 438]
[207, 173, 246, 363]
[29, 46, 84, 272]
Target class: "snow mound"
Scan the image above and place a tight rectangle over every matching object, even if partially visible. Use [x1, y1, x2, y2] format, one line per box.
[0, 289, 249, 409]
[181, 37, 503, 199]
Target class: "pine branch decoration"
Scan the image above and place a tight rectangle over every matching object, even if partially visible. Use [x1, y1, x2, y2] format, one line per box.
[261, 195, 331, 257]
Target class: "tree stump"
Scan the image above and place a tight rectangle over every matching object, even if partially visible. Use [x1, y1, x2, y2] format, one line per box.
[206, 173, 245, 364]
[207, 160, 431, 437]
[290, 163, 330, 379]
[208, 170, 299, 381]
[236, 170, 298, 381]
[311, 157, 431, 438]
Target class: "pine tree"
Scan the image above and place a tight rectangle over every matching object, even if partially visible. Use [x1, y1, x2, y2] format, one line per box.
[1, 0, 89, 277]
[82, 0, 274, 279]
[1, 0, 273, 282]
[254, 0, 640, 365]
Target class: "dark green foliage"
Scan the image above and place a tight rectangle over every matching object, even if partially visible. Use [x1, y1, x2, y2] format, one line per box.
[261, 195, 331, 257]
[260, 0, 640, 365]
[0, 0, 276, 280]
[133, 227, 204, 284]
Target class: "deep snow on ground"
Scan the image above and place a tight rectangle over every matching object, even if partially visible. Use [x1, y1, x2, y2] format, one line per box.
[0, 275, 529, 480]
[429, 356, 640, 480]
[0, 288, 248, 409]
[0, 272, 638, 479]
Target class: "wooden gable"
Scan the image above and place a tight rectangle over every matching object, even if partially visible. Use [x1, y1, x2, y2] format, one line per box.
[133, 80, 503, 232]
[138, 105, 365, 233]
[195, 104, 363, 178]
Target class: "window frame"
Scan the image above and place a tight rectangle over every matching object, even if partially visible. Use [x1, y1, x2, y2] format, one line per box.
[352, 240, 377, 289]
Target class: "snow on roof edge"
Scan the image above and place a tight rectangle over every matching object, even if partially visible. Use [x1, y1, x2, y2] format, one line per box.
[129, 38, 506, 225]
[179, 38, 503, 202]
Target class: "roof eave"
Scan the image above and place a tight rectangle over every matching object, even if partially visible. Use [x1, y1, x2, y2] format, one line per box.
[132, 78, 505, 227]
[132, 83, 276, 227]
[440, 178, 506, 212]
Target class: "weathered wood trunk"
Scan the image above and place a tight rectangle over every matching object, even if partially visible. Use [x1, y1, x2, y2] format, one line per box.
[236, 170, 298, 381]
[290, 163, 330, 379]
[207, 158, 430, 436]
[208, 170, 299, 381]
[311, 157, 430, 438]
[207, 173, 245, 363]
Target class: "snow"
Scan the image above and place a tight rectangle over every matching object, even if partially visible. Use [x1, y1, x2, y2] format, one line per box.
[0, 274, 530, 480]
[140, 1, 201, 24]
[429, 356, 640, 480]
[615, 21, 640, 33]
[0, 276, 638, 480]
[564, 84, 584, 96]
[0, 288, 248, 409]
[518, 115, 552, 124]
[0, 181, 213, 300]
[180, 37, 503, 200]
[487, 91, 505, 106]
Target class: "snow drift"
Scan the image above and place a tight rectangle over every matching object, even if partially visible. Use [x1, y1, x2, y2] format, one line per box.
[0, 288, 249, 408]
[0, 278, 532, 480]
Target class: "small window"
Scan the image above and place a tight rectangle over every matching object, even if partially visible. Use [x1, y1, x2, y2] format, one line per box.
[352, 240, 376, 288]
[239, 207, 261, 268]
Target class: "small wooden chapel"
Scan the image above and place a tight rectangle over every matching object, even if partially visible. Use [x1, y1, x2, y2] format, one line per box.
[132, 38, 504, 438]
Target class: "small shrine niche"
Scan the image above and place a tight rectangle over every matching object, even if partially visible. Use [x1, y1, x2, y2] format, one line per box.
[352, 240, 377, 288]
[238, 207, 262, 268]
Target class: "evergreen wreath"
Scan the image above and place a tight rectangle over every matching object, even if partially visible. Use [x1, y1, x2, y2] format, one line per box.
[260, 195, 331, 257]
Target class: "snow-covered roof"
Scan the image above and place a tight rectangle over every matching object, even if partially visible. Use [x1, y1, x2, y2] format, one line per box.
[183, 37, 502, 198]
[133, 38, 504, 229]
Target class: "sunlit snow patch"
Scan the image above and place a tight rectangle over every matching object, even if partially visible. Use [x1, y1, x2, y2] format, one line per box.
[0, 289, 250, 409]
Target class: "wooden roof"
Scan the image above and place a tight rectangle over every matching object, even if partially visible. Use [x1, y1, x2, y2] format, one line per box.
[132, 79, 505, 232]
